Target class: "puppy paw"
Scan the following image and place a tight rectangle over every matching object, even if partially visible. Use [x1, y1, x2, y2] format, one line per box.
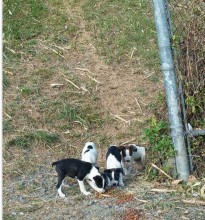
[84, 192, 91, 196]
[59, 193, 65, 198]
[119, 183, 125, 187]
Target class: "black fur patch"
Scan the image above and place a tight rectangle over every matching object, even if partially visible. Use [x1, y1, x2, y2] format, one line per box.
[121, 147, 126, 157]
[87, 145, 93, 149]
[102, 173, 110, 187]
[93, 175, 103, 188]
[84, 149, 90, 154]
[114, 168, 123, 180]
[106, 145, 121, 162]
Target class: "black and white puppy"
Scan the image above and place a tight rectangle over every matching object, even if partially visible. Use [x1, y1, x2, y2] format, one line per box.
[129, 144, 146, 167]
[81, 141, 98, 166]
[105, 145, 124, 186]
[52, 158, 105, 198]
[118, 144, 137, 175]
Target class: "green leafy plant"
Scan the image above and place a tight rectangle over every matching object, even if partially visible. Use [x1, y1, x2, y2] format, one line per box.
[144, 117, 176, 159]
[144, 117, 176, 180]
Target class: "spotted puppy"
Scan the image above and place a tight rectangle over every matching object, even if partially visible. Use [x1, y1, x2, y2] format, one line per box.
[81, 141, 98, 166]
[129, 144, 146, 168]
[105, 145, 124, 186]
[118, 144, 137, 175]
[52, 158, 105, 198]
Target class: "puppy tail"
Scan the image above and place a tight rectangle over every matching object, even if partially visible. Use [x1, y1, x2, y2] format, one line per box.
[52, 161, 59, 167]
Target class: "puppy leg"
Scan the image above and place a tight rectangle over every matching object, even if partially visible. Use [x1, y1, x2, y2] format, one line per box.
[127, 166, 132, 175]
[123, 167, 128, 175]
[118, 173, 124, 187]
[56, 174, 66, 198]
[77, 180, 91, 196]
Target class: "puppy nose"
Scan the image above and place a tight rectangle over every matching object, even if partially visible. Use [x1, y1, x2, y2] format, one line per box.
[113, 183, 116, 186]
[126, 160, 130, 162]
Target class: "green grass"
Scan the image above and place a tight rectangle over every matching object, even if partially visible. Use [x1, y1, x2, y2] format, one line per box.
[3, 0, 78, 62]
[7, 131, 60, 148]
[82, 0, 159, 69]
[3, 0, 48, 41]
[3, 74, 10, 87]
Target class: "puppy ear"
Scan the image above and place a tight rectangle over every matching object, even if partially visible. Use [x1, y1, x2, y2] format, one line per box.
[129, 145, 135, 151]
[116, 168, 124, 175]
[104, 169, 112, 174]
[118, 145, 125, 151]
[93, 175, 103, 188]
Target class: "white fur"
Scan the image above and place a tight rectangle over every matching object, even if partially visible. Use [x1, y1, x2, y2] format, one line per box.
[81, 142, 98, 166]
[58, 185, 65, 198]
[131, 145, 146, 165]
[107, 154, 121, 170]
[78, 180, 91, 196]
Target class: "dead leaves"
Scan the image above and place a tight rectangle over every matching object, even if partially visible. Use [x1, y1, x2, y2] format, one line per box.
[122, 208, 146, 220]
[116, 193, 134, 205]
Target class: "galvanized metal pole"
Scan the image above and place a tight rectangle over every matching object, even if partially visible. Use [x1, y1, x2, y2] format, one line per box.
[152, 0, 189, 181]
[189, 130, 205, 137]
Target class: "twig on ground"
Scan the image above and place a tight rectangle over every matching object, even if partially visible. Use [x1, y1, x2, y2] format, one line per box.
[145, 165, 153, 180]
[4, 70, 14, 75]
[130, 47, 136, 60]
[151, 163, 173, 180]
[150, 188, 177, 193]
[134, 197, 148, 203]
[75, 67, 100, 83]
[86, 74, 100, 83]
[3, 111, 12, 119]
[39, 42, 65, 59]
[52, 43, 71, 51]
[110, 113, 129, 123]
[75, 67, 93, 74]
[182, 199, 205, 206]
[134, 97, 144, 115]
[50, 83, 64, 88]
[60, 73, 81, 90]
[121, 138, 137, 145]
[200, 185, 205, 199]
[5, 47, 16, 54]
[142, 72, 154, 81]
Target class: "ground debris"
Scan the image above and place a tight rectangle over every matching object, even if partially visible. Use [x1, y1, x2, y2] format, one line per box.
[122, 208, 146, 220]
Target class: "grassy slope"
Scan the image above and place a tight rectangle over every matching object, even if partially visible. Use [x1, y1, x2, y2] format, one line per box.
[83, 0, 159, 68]
[3, 0, 205, 219]
[3, 0, 159, 150]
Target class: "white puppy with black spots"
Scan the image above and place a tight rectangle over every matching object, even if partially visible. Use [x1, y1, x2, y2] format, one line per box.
[81, 141, 98, 166]
[118, 144, 136, 175]
[130, 144, 146, 167]
[52, 158, 105, 198]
